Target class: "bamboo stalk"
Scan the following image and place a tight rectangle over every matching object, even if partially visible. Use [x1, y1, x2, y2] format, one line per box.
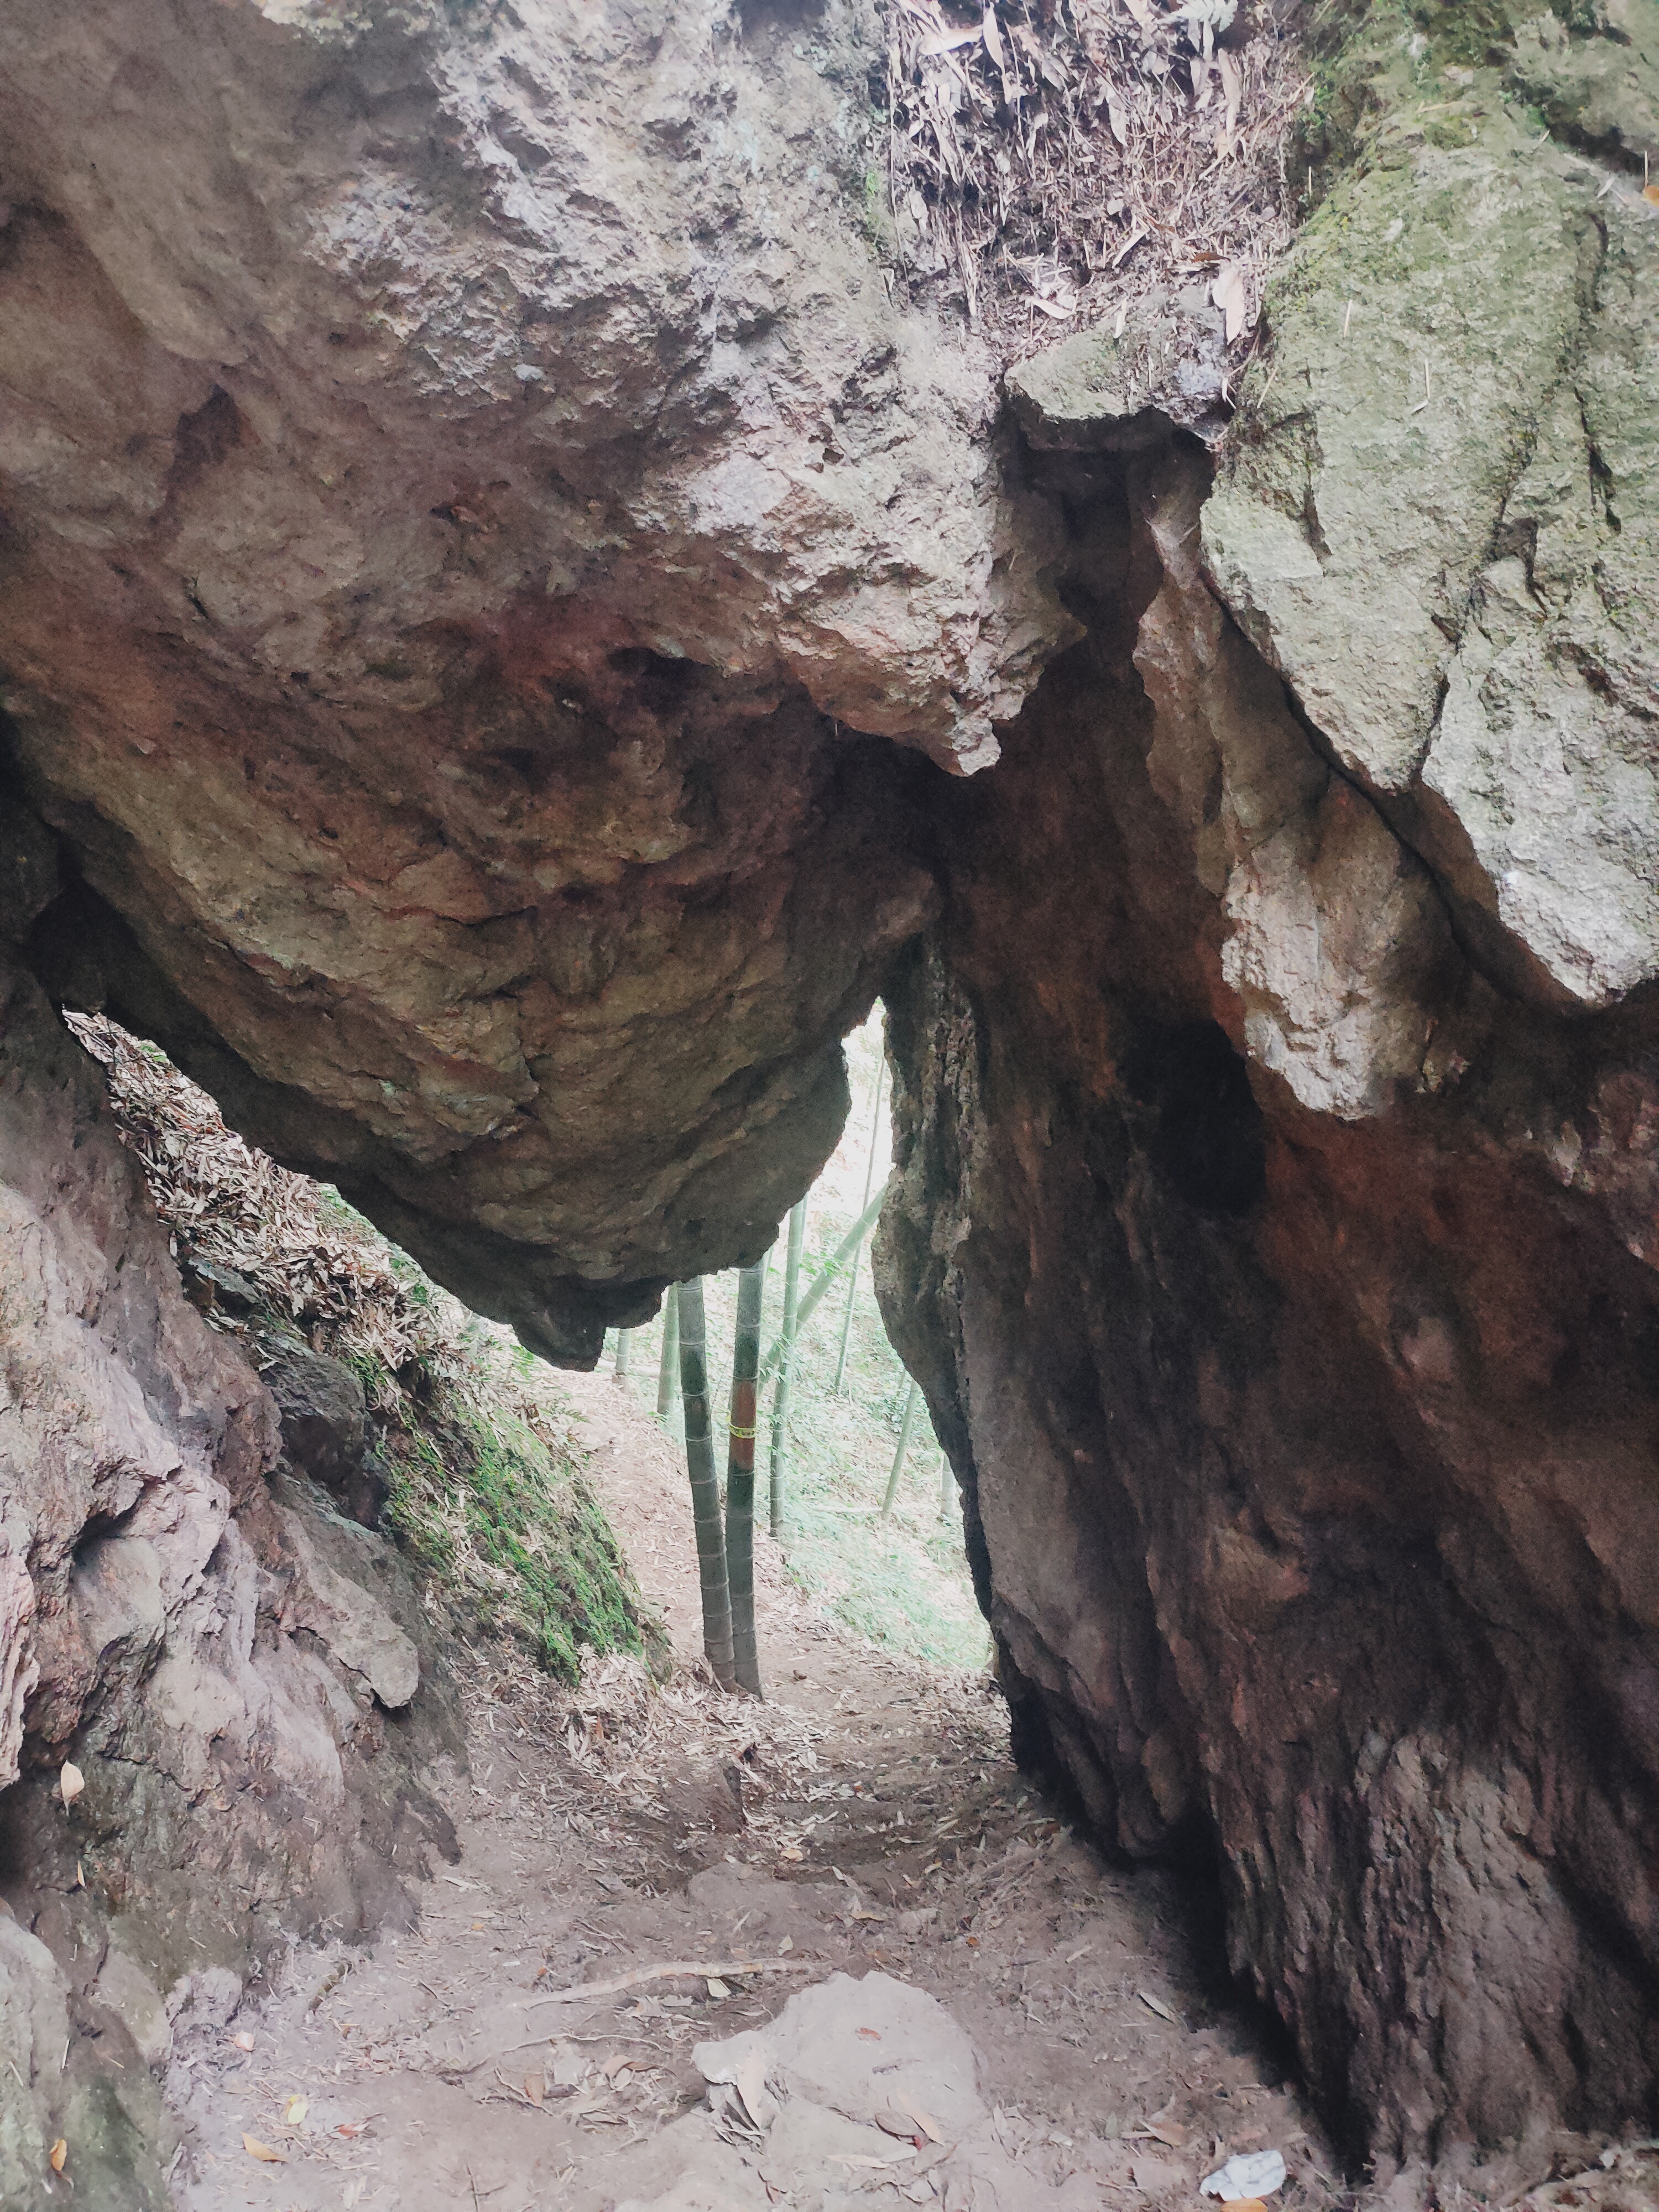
[833, 1061, 886, 1396]
[613, 1327, 634, 1381]
[677, 1277, 735, 1689]
[758, 1181, 888, 1384]
[768, 1199, 808, 1538]
[726, 1262, 765, 1696]
[656, 1285, 680, 1426]
[881, 1379, 923, 1519]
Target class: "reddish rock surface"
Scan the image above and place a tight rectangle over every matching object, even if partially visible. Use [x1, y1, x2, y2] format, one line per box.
[875, 439, 1659, 2165]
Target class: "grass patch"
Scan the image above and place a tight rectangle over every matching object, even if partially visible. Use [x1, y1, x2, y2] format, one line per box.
[69, 1010, 660, 1689]
[381, 1377, 664, 1685]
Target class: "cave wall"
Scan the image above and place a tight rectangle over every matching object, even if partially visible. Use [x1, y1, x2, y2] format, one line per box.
[1, 870, 463, 2203]
[877, 436, 1658, 2171]
[876, 9, 1659, 2163]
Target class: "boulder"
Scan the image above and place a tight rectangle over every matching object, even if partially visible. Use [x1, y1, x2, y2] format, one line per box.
[261, 1340, 369, 1494]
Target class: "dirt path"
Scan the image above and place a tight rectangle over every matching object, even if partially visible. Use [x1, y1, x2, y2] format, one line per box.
[169, 1373, 1337, 2212]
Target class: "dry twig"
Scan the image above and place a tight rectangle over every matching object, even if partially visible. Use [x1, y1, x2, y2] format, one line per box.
[883, 0, 1309, 360]
[524, 1959, 818, 2007]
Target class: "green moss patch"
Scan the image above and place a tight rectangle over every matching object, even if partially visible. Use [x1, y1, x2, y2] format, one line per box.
[380, 1375, 664, 1684]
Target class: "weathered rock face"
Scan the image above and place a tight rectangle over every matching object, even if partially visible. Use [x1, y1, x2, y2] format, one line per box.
[0, 0, 1079, 1360]
[2, 0, 1657, 2182]
[877, 8, 1659, 2164]
[1202, 22, 1659, 1015]
[0, 946, 461, 2204]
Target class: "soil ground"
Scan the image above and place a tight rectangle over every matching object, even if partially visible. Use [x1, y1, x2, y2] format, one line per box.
[168, 1375, 1650, 2212]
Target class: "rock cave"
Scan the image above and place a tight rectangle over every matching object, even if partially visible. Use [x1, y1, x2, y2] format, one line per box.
[1, 0, 1655, 2204]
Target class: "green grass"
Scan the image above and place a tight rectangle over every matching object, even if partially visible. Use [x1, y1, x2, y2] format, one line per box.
[380, 1368, 666, 1683]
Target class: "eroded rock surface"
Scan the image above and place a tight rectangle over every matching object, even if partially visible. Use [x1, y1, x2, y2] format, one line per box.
[0, 0, 1077, 1359]
[2, 0, 1657, 2186]
[1201, 13, 1659, 1011]
[0, 951, 460, 2204]
[876, 8, 1659, 2156]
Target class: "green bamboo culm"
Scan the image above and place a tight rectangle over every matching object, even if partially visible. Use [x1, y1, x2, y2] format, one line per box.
[881, 1378, 923, 1519]
[614, 1326, 634, 1381]
[656, 1285, 680, 1428]
[833, 1059, 885, 1395]
[759, 1181, 888, 1385]
[768, 1198, 808, 1537]
[677, 1276, 735, 1689]
[726, 1261, 766, 1695]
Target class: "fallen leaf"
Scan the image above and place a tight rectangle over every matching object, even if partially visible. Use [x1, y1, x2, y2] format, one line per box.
[524, 2075, 544, 2108]
[732, 2048, 778, 2133]
[229, 2030, 255, 2052]
[73, 1860, 85, 1891]
[1212, 262, 1248, 344]
[777, 1935, 794, 1954]
[919, 26, 979, 54]
[284, 2095, 308, 2125]
[1218, 46, 1243, 148]
[857, 2027, 882, 2042]
[59, 1762, 84, 1809]
[336, 2121, 370, 2140]
[1645, 184, 1659, 205]
[49, 2140, 67, 2174]
[706, 1978, 730, 1999]
[1146, 2120, 1188, 2148]
[895, 2093, 943, 2144]
[1138, 1990, 1178, 2023]
[243, 2135, 288, 2164]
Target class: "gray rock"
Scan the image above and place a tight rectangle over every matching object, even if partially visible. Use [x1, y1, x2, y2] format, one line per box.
[0, 1917, 75, 2201]
[0, 801, 58, 945]
[1509, 1, 1659, 168]
[1006, 286, 1231, 452]
[93, 1947, 173, 2072]
[1416, 199, 1659, 1007]
[71, 1536, 166, 1665]
[0, 0, 1074, 1358]
[278, 1498, 421, 1712]
[1202, 96, 1599, 795]
[261, 1340, 368, 1494]
[0, 956, 455, 2192]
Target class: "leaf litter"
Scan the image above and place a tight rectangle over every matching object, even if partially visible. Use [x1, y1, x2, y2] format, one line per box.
[882, 0, 1311, 359]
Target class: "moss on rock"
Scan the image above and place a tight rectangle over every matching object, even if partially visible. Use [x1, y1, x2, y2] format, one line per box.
[380, 1371, 666, 1685]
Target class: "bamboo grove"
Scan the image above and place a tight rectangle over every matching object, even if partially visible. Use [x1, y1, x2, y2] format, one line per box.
[608, 1044, 947, 1695]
